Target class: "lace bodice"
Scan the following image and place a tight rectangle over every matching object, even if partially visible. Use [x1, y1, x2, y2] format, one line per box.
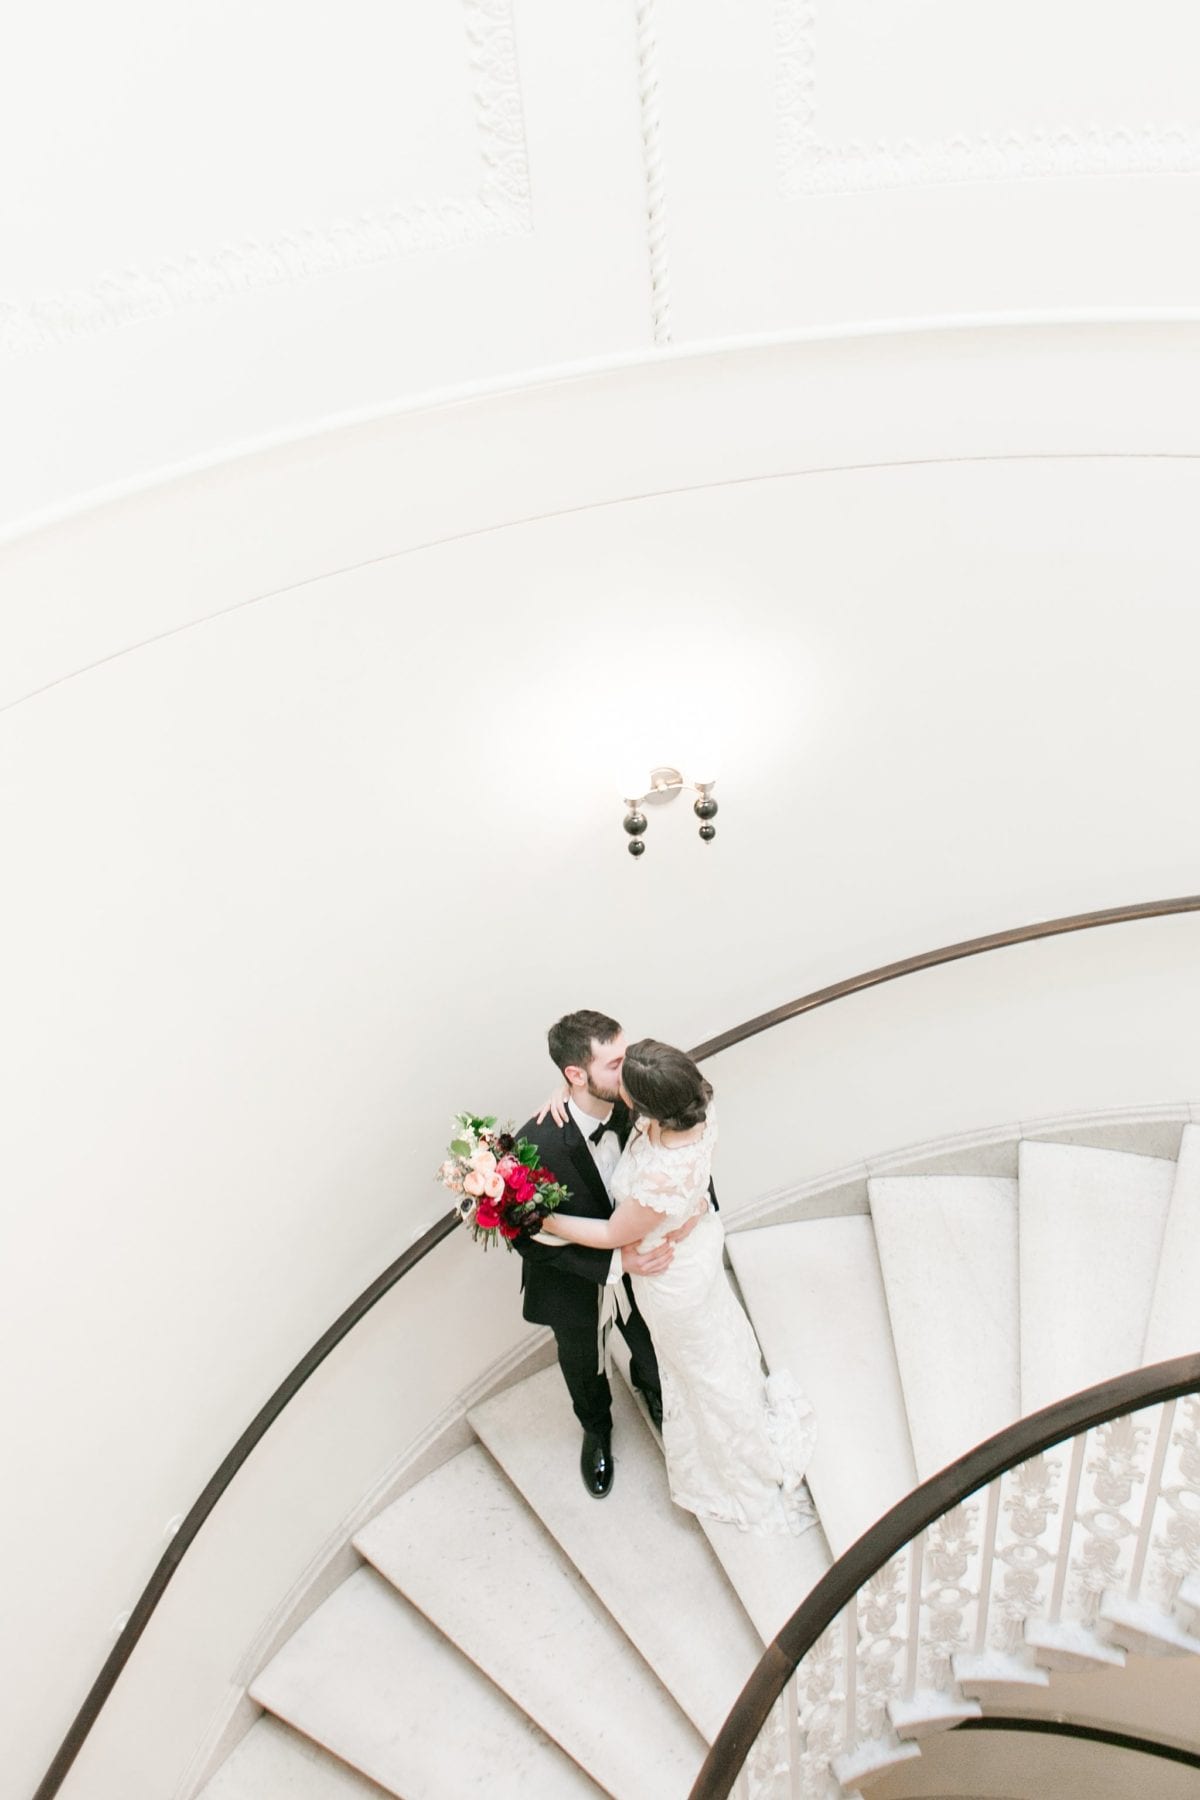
[611, 1106, 716, 1229]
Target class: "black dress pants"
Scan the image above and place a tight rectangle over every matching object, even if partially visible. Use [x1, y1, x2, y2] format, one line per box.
[552, 1278, 661, 1435]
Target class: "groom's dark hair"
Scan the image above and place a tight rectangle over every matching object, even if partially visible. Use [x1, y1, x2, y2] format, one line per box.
[548, 1009, 622, 1076]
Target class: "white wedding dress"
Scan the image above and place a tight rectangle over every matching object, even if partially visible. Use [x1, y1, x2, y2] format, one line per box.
[612, 1107, 818, 1536]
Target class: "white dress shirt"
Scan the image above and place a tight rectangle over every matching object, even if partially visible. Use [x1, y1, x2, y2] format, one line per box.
[567, 1097, 623, 1286]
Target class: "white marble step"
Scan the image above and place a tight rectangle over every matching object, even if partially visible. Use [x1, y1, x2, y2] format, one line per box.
[695, 1507, 832, 1645]
[468, 1364, 764, 1738]
[951, 1649, 1050, 1702]
[1100, 1591, 1200, 1658]
[604, 1332, 833, 1645]
[1143, 1122, 1200, 1362]
[832, 1734, 921, 1790]
[887, 1690, 981, 1739]
[1025, 1618, 1126, 1673]
[199, 1717, 392, 1800]
[249, 1567, 602, 1798]
[869, 1176, 1020, 1480]
[354, 1444, 705, 1797]
[728, 1217, 917, 1556]
[1018, 1142, 1175, 1414]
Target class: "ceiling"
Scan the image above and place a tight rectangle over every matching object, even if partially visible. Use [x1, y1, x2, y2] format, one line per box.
[5, 0, 1200, 525]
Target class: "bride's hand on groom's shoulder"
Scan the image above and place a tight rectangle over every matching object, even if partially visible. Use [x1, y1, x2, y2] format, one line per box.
[535, 1084, 571, 1127]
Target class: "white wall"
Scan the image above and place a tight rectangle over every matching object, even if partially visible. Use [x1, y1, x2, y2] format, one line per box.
[7, 0, 1200, 1787]
[5, 329, 1200, 1796]
[709, 914, 1200, 1209]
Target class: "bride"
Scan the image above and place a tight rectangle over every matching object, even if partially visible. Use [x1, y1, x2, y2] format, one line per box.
[538, 1038, 817, 1536]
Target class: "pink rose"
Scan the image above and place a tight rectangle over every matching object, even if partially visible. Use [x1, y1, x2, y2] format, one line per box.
[466, 1148, 506, 1199]
[464, 1168, 505, 1198]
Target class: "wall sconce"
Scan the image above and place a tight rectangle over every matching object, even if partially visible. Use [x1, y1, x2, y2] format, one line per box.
[622, 767, 718, 858]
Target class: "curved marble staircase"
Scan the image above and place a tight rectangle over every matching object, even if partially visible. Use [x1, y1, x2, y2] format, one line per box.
[199, 1113, 1200, 1800]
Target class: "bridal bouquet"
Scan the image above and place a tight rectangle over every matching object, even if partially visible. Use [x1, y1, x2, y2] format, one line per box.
[437, 1113, 570, 1250]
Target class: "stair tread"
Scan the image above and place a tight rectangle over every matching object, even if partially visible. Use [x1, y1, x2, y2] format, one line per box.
[250, 1567, 602, 1798]
[1019, 1142, 1175, 1414]
[354, 1443, 704, 1793]
[695, 1508, 832, 1644]
[468, 1364, 763, 1735]
[1143, 1122, 1200, 1362]
[198, 1717, 392, 1800]
[728, 1217, 917, 1555]
[607, 1339, 832, 1644]
[869, 1175, 1019, 1479]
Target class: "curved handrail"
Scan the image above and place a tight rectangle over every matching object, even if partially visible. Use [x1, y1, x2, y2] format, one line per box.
[690, 893, 1200, 1059]
[688, 1350, 1200, 1799]
[33, 890, 1200, 1799]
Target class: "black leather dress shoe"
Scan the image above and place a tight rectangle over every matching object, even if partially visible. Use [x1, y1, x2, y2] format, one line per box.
[634, 1383, 664, 1432]
[581, 1429, 614, 1498]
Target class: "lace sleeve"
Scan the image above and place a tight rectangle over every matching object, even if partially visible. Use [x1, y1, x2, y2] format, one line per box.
[626, 1122, 714, 1218]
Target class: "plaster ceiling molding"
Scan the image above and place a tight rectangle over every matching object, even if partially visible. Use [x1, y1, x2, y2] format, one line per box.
[636, 0, 672, 344]
[0, 0, 529, 358]
[775, 0, 1200, 195]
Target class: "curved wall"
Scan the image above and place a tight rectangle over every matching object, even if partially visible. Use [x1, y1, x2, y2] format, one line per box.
[8, 0, 1200, 1783]
[34, 925, 1200, 1800]
[6, 324, 1200, 1796]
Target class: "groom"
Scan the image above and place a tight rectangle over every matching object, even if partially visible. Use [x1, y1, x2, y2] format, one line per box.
[514, 1009, 668, 1498]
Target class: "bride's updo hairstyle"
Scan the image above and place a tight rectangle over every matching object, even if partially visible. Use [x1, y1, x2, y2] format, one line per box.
[621, 1039, 713, 1131]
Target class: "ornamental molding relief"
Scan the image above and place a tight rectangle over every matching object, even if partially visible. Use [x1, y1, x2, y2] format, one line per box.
[635, 0, 672, 346]
[775, 0, 1200, 196]
[0, 0, 530, 358]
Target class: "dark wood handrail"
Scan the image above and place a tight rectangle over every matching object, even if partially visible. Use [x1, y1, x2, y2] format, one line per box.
[33, 891, 1200, 1799]
[688, 1351, 1200, 1800]
[690, 893, 1200, 1060]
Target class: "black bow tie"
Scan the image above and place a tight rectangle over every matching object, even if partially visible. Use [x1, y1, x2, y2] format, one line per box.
[588, 1118, 613, 1146]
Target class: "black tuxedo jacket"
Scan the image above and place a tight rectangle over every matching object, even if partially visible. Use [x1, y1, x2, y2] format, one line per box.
[512, 1100, 718, 1332]
[512, 1101, 635, 1333]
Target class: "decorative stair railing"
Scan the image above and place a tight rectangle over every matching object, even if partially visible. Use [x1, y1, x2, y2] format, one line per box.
[690, 1351, 1200, 1800]
[33, 891, 1200, 1800]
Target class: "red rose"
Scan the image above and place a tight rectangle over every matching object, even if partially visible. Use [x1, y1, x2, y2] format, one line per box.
[534, 1167, 555, 1185]
[505, 1167, 536, 1204]
[499, 1218, 521, 1240]
[475, 1198, 501, 1231]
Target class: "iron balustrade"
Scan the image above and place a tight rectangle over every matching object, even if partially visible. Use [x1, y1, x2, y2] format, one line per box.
[689, 1353, 1200, 1799]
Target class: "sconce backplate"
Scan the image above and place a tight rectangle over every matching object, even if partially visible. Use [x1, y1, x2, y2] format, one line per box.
[643, 765, 684, 805]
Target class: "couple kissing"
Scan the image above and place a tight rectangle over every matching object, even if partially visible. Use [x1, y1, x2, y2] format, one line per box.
[513, 1009, 817, 1536]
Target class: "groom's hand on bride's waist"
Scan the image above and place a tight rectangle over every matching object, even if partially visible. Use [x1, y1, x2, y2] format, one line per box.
[621, 1241, 674, 1277]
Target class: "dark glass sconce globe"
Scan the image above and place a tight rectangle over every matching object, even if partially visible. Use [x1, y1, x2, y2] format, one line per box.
[620, 770, 717, 857]
[623, 809, 648, 857]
